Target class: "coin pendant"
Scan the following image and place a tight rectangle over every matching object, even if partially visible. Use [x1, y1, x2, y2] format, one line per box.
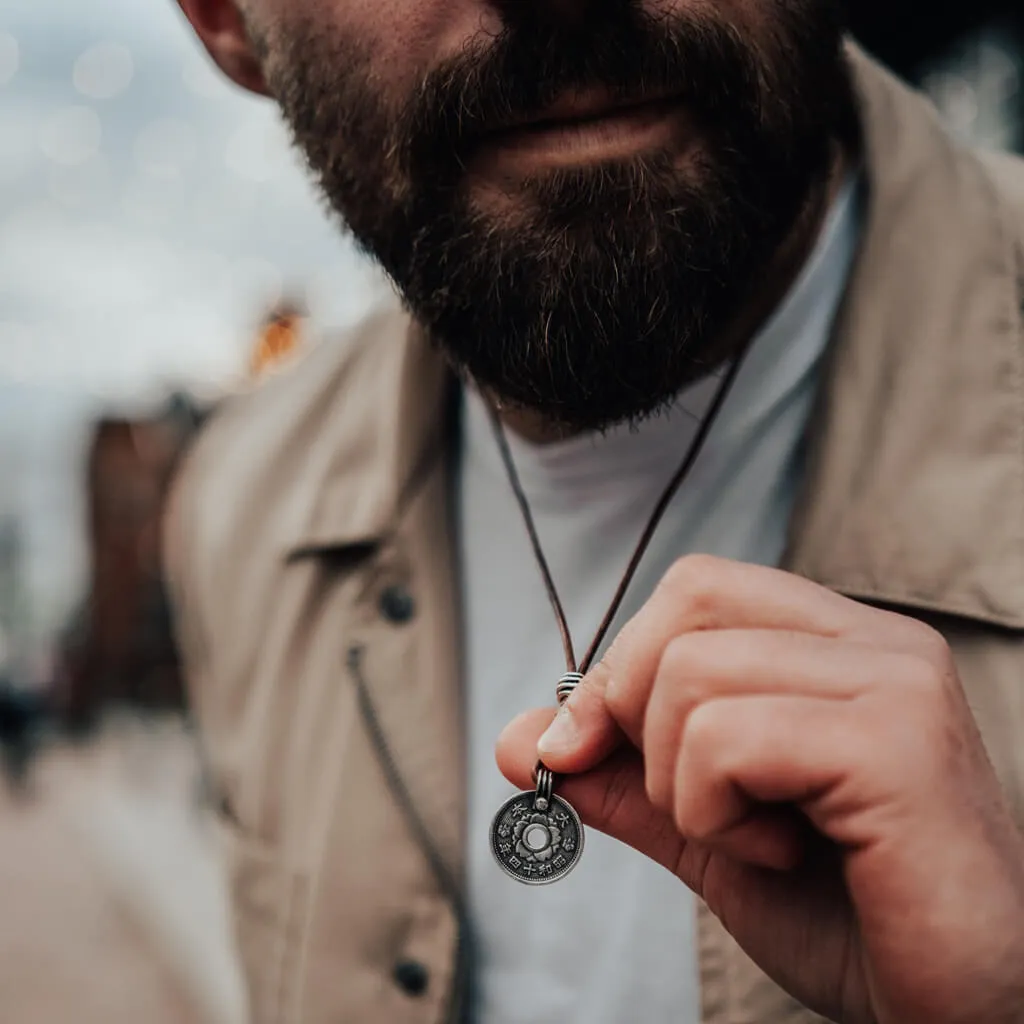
[490, 790, 585, 885]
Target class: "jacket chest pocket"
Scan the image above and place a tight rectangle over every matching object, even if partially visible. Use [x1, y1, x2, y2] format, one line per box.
[222, 826, 310, 1024]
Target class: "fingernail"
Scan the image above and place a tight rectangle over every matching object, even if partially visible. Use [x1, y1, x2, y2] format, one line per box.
[538, 706, 580, 758]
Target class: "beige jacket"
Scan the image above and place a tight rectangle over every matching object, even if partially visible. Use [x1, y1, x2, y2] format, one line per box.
[166, 50, 1024, 1024]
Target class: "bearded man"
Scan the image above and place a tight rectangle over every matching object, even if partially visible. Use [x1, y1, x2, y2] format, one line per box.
[166, 1, 1024, 1022]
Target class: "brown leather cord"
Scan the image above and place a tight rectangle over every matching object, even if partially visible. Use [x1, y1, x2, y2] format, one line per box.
[486, 349, 750, 677]
[487, 409, 579, 668]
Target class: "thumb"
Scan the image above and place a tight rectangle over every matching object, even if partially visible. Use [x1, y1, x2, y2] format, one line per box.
[535, 662, 625, 773]
[495, 707, 691, 877]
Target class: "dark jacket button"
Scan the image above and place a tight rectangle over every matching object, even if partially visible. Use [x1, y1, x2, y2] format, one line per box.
[379, 585, 416, 625]
[393, 959, 429, 997]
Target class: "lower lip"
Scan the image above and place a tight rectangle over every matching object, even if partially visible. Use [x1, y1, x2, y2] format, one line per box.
[475, 98, 688, 174]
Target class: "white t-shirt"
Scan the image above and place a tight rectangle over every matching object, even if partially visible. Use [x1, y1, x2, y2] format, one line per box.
[459, 177, 861, 1024]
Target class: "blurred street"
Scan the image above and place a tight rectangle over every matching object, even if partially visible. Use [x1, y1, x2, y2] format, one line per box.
[0, 714, 245, 1024]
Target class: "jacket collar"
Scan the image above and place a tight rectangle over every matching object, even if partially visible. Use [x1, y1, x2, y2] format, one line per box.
[281, 307, 447, 556]
[784, 51, 1024, 628]
[285, 49, 1024, 627]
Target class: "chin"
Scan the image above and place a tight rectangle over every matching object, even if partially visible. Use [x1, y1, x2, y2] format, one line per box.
[464, 146, 706, 237]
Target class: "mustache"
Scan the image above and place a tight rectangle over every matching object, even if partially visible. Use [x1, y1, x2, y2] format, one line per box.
[397, 4, 764, 169]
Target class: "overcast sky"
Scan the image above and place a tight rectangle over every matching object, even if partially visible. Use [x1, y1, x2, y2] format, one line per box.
[0, 0, 391, 406]
[0, 0, 392, 662]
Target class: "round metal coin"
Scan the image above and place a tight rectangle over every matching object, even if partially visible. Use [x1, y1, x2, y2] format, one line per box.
[490, 790, 585, 885]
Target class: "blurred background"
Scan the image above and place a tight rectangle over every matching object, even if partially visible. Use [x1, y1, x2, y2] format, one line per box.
[0, 1, 1020, 1022]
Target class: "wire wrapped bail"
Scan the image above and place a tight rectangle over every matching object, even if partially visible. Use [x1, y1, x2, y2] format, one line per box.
[556, 672, 584, 706]
[534, 766, 554, 811]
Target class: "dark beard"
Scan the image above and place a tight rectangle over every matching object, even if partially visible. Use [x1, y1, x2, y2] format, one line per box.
[256, 0, 858, 430]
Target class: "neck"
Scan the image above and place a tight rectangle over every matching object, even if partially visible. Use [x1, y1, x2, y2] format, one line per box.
[494, 145, 854, 445]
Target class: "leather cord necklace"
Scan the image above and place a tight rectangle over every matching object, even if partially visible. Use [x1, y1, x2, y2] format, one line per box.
[487, 349, 750, 885]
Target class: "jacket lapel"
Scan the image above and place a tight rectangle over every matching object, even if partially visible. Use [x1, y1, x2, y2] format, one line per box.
[284, 317, 466, 889]
[784, 51, 1024, 628]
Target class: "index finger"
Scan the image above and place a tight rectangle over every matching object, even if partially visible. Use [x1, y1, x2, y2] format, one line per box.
[538, 554, 898, 771]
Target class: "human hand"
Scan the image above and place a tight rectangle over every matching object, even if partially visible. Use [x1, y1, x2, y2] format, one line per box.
[496, 556, 1024, 1024]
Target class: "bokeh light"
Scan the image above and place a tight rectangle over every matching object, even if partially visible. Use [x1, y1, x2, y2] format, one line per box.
[39, 106, 102, 166]
[72, 41, 134, 100]
[134, 118, 199, 177]
[0, 32, 19, 87]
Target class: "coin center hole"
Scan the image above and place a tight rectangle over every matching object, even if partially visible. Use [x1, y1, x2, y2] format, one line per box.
[524, 824, 550, 852]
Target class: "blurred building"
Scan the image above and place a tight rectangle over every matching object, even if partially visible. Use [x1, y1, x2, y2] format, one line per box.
[51, 397, 207, 729]
[47, 299, 305, 731]
[0, 517, 28, 677]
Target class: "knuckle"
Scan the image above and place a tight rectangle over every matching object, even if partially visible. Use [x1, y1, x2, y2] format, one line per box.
[674, 705, 729, 841]
[674, 790, 721, 845]
[658, 634, 712, 690]
[686, 822, 719, 845]
[603, 671, 633, 720]
[674, 791, 714, 842]
[660, 554, 723, 627]
[578, 660, 610, 700]
[644, 765, 673, 815]
[680, 701, 727, 763]
[902, 654, 941, 693]
[653, 637, 718, 723]
[896, 650, 948, 699]
[902, 618, 954, 671]
[574, 659, 614, 714]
